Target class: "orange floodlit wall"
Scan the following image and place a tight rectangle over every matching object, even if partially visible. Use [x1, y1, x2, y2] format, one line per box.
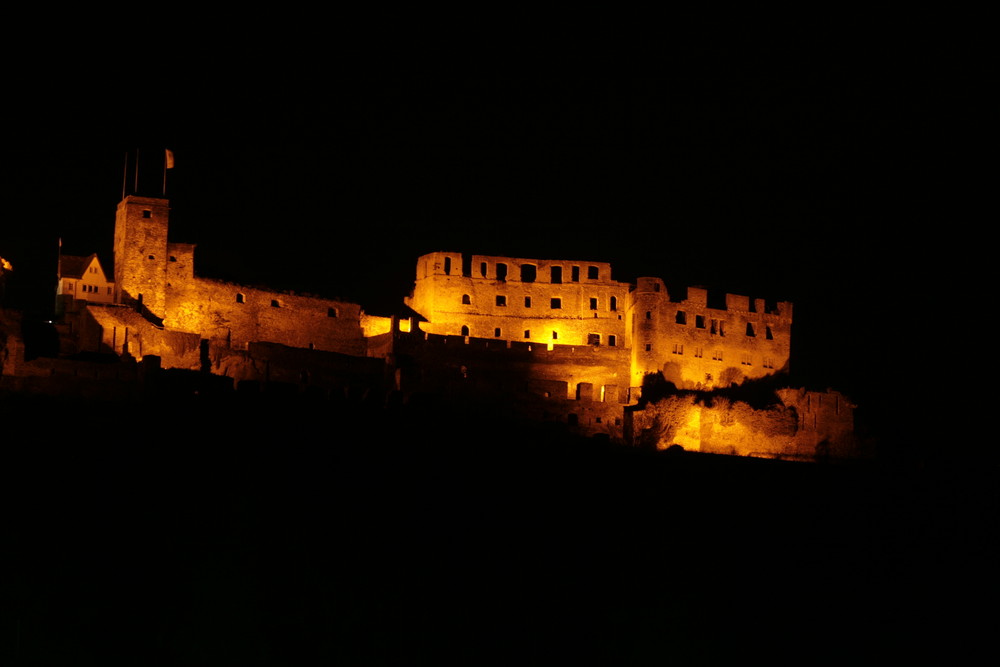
[112, 195, 367, 359]
[627, 388, 856, 460]
[628, 277, 793, 391]
[405, 251, 629, 348]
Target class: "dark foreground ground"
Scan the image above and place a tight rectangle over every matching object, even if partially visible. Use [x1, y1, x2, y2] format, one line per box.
[1, 393, 995, 666]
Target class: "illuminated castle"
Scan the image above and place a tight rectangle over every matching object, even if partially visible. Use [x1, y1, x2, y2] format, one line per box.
[405, 252, 793, 391]
[31, 189, 857, 460]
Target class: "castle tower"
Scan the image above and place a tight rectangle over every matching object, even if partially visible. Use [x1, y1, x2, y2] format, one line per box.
[113, 195, 170, 320]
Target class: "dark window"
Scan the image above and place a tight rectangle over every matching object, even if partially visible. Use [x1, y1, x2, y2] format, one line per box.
[608, 335, 617, 347]
[645, 343, 652, 351]
[236, 293, 245, 304]
[550, 298, 561, 309]
[444, 257, 452, 274]
[494, 328, 501, 337]
[645, 311, 652, 320]
[766, 326, 774, 340]
[147, 255, 155, 260]
[746, 323, 756, 337]
[462, 294, 471, 305]
[524, 330, 530, 339]
[169, 256, 177, 262]
[142, 210, 151, 218]
[550, 266, 562, 283]
[590, 298, 598, 310]
[524, 296, 531, 307]
[676, 310, 686, 324]
[520, 264, 536, 282]
[587, 266, 599, 280]
[696, 315, 706, 328]
[587, 333, 600, 346]
[327, 307, 338, 317]
[496, 295, 507, 307]
[571, 266, 580, 282]
[610, 296, 617, 311]
[480, 262, 488, 277]
[552, 331, 559, 340]
[271, 300, 280, 308]
[461, 325, 470, 336]
[496, 263, 508, 281]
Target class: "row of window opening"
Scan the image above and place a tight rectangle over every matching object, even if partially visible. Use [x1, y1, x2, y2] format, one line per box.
[467, 294, 617, 311]
[444, 257, 601, 282]
[647, 310, 774, 339]
[458, 325, 617, 346]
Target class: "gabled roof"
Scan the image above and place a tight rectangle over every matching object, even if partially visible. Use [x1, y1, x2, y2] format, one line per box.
[59, 253, 106, 280]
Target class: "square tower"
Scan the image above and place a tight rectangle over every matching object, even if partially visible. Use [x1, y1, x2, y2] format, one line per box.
[113, 195, 170, 319]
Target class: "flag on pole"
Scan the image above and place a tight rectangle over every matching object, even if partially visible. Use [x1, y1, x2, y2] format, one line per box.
[165, 149, 175, 169]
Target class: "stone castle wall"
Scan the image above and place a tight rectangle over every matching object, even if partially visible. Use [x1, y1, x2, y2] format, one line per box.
[390, 327, 631, 439]
[110, 195, 367, 361]
[406, 251, 629, 348]
[162, 276, 366, 356]
[628, 277, 793, 391]
[627, 388, 858, 461]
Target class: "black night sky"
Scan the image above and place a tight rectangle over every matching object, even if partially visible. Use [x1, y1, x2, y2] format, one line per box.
[5, 37, 921, 414]
[3, 21, 986, 665]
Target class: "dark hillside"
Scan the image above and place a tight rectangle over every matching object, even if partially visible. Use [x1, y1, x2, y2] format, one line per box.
[2, 394, 991, 665]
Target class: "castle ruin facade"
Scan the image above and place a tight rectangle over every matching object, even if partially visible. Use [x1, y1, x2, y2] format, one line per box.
[5, 189, 860, 461]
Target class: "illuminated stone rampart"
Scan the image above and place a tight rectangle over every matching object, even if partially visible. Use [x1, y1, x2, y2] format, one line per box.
[407, 252, 793, 396]
[406, 251, 629, 348]
[628, 277, 793, 390]
[111, 195, 367, 361]
[627, 388, 857, 461]
[162, 277, 365, 355]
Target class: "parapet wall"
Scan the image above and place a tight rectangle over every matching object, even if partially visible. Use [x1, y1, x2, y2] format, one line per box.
[163, 276, 366, 356]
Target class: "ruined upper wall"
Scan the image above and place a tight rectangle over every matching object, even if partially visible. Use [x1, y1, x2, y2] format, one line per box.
[627, 277, 794, 389]
[631, 277, 792, 318]
[416, 251, 618, 284]
[407, 251, 631, 348]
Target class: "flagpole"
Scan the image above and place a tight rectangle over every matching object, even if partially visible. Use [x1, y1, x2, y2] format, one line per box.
[122, 151, 128, 200]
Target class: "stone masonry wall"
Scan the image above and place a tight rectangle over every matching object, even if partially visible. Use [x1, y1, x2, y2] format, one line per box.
[406, 251, 629, 348]
[628, 277, 793, 391]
